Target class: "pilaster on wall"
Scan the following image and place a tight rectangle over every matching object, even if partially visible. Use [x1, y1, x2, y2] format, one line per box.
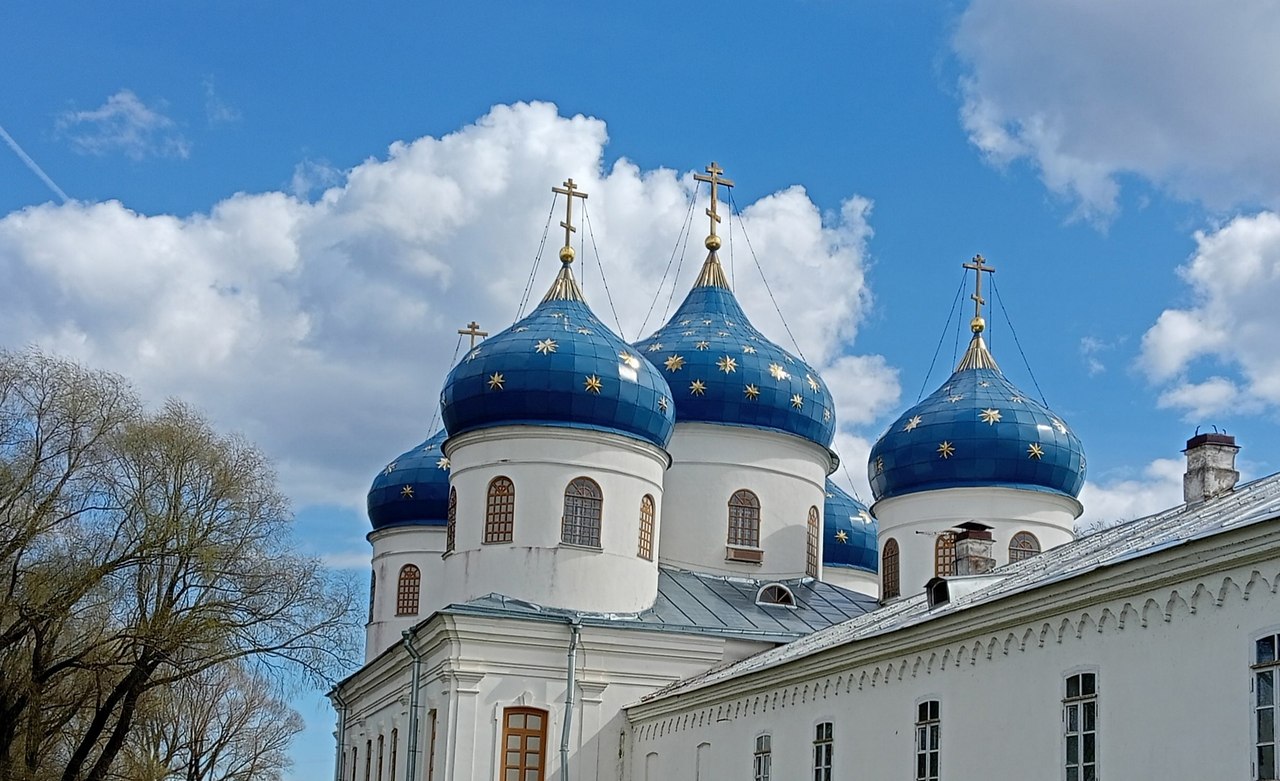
[442, 671, 485, 781]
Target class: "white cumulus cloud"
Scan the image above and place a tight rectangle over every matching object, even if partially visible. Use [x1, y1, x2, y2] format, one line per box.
[56, 89, 191, 160]
[954, 0, 1280, 219]
[1077, 458, 1185, 531]
[0, 101, 891, 517]
[1140, 212, 1280, 418]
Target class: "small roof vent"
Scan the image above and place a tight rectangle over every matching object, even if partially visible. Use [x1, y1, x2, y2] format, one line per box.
[755, 583, 796, 608]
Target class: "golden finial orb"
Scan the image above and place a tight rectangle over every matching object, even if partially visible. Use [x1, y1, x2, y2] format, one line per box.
[559, 245, 575, 264]
[705, 234, 722, 251]
[971, 316, 986, 333]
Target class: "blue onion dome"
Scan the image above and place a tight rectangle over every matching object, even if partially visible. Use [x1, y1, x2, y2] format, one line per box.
[632, 250, 836, 448]
[367, 429, 452, 530]
[868, 330, 1086, 502]
[823, 479, 878, 573]
[441, 252, 675, 449]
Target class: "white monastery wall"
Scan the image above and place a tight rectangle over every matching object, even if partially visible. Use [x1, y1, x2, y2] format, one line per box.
[628, 549, 1280, 781]
[819, 565, 878, 598]
[660, 423, 831, 578]
[441, 426, 667, 614]
[366, 525, 448, 662]
[875, 486, 1078, 597]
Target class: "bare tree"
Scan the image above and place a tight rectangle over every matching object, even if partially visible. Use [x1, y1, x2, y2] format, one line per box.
[0, 350, 360, 781]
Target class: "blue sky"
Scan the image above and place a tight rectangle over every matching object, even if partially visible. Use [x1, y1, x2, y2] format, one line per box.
[5, 1, 1280, 777]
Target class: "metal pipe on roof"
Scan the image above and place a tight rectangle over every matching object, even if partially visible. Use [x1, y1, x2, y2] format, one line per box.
[560, 617, 582, 781]
[403, 629, 424, 781]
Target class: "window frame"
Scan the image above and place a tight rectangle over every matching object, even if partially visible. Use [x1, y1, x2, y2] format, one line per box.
[561, 477, 603, 548]
[805, 505, 820, 578]
[445, 487, 457, 554]
[638, 494, 656, 561]
[389, 728, 398, 781]
[1009, 530, 1041, 563]
[914, 699, 940, 781]
[753, 733, 772, 781]
[1255, 632, 1279, 780]
[727, 489, 762, 549]
[376, 734, 384, 781]
[934, 531, 956, 577]
[812, 721, 834, 781]
[500, 706, 548, 781]
[882, 538, 900, 599]
[395, 564, 421, 617]
[484, 476, 516, 544]
[1063, 670, 1098, 781]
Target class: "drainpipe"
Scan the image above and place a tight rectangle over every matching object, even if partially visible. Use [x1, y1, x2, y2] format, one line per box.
[559, 617, 582, 781]
[330, 689, 347, 781]
[403, 629, 424, 781]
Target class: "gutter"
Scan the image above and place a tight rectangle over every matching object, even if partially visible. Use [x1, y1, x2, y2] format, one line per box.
[329, 688, 347, 781]
[559, 617, 581, 781]
[403, 629, 424, 781]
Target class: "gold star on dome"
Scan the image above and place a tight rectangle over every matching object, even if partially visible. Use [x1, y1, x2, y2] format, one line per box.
[948, 394, 963, 403]
[874, 455, 884, 474]
[937, 441, 955, 459]
[768, 363, 789, 381]
[384, 462, 397, 475]
[550, 312, 565, 319]
[465, 349, 481, 362]
[835, 530, 849, 543]
[400, 485, 414, 498]
[577, 327, 592, 335]
[717, 331, 730, 337]
[1027, 443, 1044, 460]
[535, 339, 557, 354]
[436, 457, 450, 470]
[823, 408, 831, 421]
[806, 375, 820, 392]
[695, 341, 710, 350]
[857, 510, 875, 525]
[978, 380, 991, 387]
[682, 330, 696, 336]
[702, 319, 713, 325]
[1079, 455, 1087, 472]
[439, 393, 447, 407]
[717, 355, 737, 373]
[743, 345, 757, 354]
[1010, 395, 1024, 404]
[584, 375, 603, 394]
[665, 355, 685, 372]
[422, 444, 435, 452]
[791, 394, 804, 409]
[784, 355, 794, 364]
[690, 379, 707, 396]
[681, 318, 693, 326]
[514, 326, 529, 333]
[647, 343, 663, 352]
[903, 415, 922, 432]
[1051, 418, 1068, 435]
[725, 320, 735, 327]
[487, 372, 505, 390]
[980, 408, 1002, 425]
[619, 351, 634, 363]
[658, 396, 669, 412]
[744, 384, 760, 400]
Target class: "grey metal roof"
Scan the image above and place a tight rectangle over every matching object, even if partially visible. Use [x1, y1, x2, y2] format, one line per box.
[641, 472, 1280, 702]
[442, 566, 879, 642]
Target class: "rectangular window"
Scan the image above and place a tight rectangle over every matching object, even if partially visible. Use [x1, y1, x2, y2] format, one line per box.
[1064, 672, 1098, 781]
[1258, 634, 1279, 780]
[376, 735, 384, 781]
[389, 729, 398, 781]
[753, 734, 771, 781]
[915, 701, 940, 781]
[427, 708, 438, 781]
[813, 722, 833, 781]
[364, 739, 372, 781]
[501, 707, 547, 781]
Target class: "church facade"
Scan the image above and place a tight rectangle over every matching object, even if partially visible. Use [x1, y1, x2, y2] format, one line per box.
[330, 169, 1280, 781]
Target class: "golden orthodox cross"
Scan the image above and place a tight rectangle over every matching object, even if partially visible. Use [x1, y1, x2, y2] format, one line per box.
[551, 178, 589, 255]
[693, 161, 735, 246]
[458, 321, 488, 348]
[962, 254, 995, 324]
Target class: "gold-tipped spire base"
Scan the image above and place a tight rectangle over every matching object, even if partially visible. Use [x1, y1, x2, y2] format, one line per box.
[541, 263, 585, 303]
[956, 333, 1001, 372]
[693, 251, 731, 290]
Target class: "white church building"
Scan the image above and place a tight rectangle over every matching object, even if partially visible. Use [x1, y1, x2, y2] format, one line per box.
[330, 170, 1280, 781]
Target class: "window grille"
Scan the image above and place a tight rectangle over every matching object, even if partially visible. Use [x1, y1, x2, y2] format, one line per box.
[934, 532, 956, 577]
[1256, 634, 1278, 780]
[484, 477, 515, 544]
[753, 734, 771, 781]
[882, 538, 901, 599]
[1064, 672, 1098, 781]
[1009, 531, 1041, 563]
[501, 707, 547, 781]
[638, 495, 655, 560]
[727, 490, 761, 548]
[562, 478, 602, 547]
[813, 722, 833, 781]
[445, 488, 456, 553]
[395, 564, 420, 616]
[806, 505, 820, 577]
[915, 701, 940, 781]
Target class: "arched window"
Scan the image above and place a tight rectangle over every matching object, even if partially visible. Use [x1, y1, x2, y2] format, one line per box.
[806, 505, 820, 577]
[882, 538, 900, 599]
[396, 564, 420, 616]
[368, 571, 376, 622]
[389, 729, 398, 781]
[562, 477, 602, 547]
[1009, 531, 1041, 562]
[934, 531, 957, 577]
[727, 490, 761, 548]
[445, 487, 456, 554]
[484, 476, 515, 544]
[501, 707, 548, 781]
[638, 494, 655, 560]
[756, 583, 795, 607]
